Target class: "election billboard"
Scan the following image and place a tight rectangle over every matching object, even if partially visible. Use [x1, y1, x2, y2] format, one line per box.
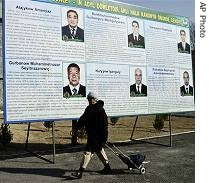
[3, 0, 194, 123]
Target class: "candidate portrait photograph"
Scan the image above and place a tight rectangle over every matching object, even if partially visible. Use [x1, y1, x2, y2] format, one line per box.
[61, 8, 84, 42]
[63, 62, 86, 98]
[130, 66, 147, 97]
[127, 19, 145, 49]
[180, 70, 193, 96]
[177, 29, 190, 54]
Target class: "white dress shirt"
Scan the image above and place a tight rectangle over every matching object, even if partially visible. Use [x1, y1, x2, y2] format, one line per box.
[69, 84, 80, 94]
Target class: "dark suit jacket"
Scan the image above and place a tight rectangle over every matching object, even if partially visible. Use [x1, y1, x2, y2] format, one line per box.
[180, 85, 193, 96]
[63, 84, 86, 98]
[130, 84, 147, 97]
[178, 42, 190, 54]
[62, 26, 84, 42]
[128, 33, 145, 48]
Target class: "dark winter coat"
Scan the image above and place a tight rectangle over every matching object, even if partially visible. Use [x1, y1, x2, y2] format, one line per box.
[76, 100, 108, 152]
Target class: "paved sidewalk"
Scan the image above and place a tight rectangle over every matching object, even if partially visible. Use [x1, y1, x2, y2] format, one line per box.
[0, 132, 195, 183]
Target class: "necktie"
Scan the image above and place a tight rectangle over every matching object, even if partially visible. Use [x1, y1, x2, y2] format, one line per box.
[137, 86, 140, 93]
[72, 28, 75, 38]
[186, 88, 188, 94]
[72, 28, 75, 35]
[72, 88, 77, 95]
[135, 36, 137, 41]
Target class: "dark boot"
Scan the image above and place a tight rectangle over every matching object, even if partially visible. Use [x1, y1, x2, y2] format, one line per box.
[100, 163, 111, 173]
[72, 167, 84, 179]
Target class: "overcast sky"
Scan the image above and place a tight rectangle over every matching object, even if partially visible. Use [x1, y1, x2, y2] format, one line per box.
[114, 0, 195, 23]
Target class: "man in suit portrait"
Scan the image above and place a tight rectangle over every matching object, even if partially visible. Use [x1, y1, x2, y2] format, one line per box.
[178, 30, 190, 54]
[128, 20, 145, 48]
[130, 68, 147, 97]
[62, 9, 84, 42]
[63, 63, 86, 98]
[180, 71, 193, 96]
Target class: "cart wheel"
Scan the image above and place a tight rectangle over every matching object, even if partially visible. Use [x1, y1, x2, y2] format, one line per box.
[140, 167, 146, 174]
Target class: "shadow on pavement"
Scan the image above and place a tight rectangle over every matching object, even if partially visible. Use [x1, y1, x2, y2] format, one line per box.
[0, 138, 171, 161]
[0, 167, 139, 181]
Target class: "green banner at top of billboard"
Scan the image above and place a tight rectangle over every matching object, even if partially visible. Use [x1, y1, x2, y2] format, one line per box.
[34, 0, 189, 27]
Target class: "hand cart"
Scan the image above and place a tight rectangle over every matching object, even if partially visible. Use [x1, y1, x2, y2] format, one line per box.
[105, 142, 149, 174]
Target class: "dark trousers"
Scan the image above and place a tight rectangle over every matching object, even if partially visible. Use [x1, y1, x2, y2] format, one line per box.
[71, 120, 78, 145]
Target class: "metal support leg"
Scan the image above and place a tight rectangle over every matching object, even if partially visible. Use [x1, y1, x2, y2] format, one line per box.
[169, 114, 172, 147]
[25, 122, 31, 150]
[129, 114, 173, 147]
[130, 116, 138, 140]
[24, 121, 56, 164]
[52, 122, 56, 164]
